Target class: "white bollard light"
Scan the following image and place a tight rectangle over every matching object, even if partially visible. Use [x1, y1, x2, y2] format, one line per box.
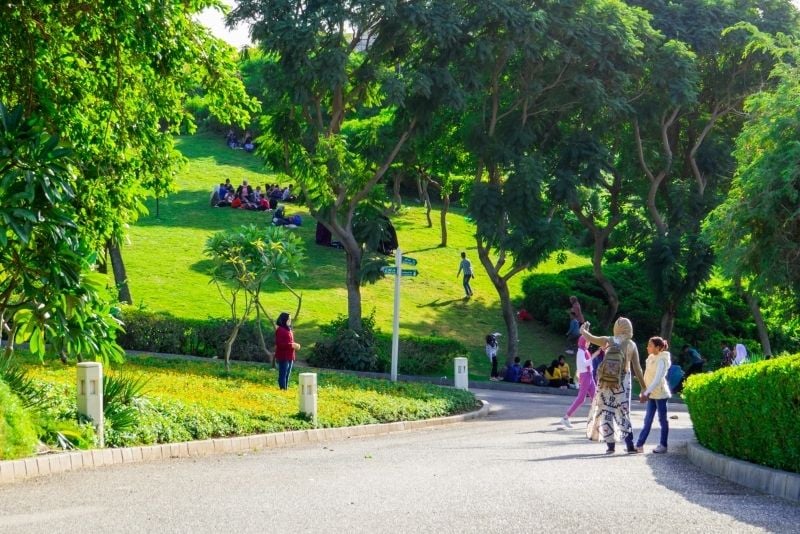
[454, 357, 469, 391]
[77, 362, 104, 447]
[298, 373, 318, 426]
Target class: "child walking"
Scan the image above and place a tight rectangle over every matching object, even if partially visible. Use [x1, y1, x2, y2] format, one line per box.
[560, 336, 596, 428]
[634, 336, 672, 453]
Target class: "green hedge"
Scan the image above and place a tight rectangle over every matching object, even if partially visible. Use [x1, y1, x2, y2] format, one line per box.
[117, 308, 271, 361]
[519, 262, 785, 367]
[683, 355, 800, 473]
[308, 314, 466, 375]
[0, 380, 38, 460]
[375, 334, 467, 375]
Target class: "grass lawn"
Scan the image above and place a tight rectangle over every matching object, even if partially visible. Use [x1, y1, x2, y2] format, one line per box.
[115, 132, 589, 379]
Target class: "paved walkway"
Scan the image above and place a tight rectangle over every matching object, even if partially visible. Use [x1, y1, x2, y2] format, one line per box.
[0, 389, 797, 533]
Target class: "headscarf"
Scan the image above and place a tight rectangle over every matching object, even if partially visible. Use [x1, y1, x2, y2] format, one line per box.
[612, 317, 633, 342]
[276, 312, 291, 330]
[733, 343, 748, 365]
[577, 335, 588, 350]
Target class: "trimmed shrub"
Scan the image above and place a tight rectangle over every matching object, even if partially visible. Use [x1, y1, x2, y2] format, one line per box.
[0, 380, 38, 460]
[375, 334, 467, 375]
[308, 314, 380, 372]
[117, 308, 271, 361]
[309, 315, 467, 375]
[683, 355, 800, 473]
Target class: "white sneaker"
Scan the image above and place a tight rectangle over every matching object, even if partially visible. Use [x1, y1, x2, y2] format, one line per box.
[560, 417, 573, 428]
[653, 444, 668, 454]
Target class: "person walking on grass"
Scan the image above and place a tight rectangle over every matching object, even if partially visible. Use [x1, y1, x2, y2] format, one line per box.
[275, 312, 301, 390]
[560, 336, 596, 428]
[634, 336, 672, 454]
[456, 251, 474, 298]
[580, 318, 646, 454]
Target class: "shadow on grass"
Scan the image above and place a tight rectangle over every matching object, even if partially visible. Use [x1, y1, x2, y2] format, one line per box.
[175, 133, 274, 175]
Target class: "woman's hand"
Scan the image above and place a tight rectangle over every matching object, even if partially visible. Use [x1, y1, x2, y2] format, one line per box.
[292, 342, 301, 350]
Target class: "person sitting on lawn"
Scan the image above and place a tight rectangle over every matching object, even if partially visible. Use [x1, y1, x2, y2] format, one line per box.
[557, 354, 573, 386]
[503, 357, 522, 382]
[281, 184, 296, 202]
[253, 186, 271, 211]
[269, 184, 284, 204]
[520, 360, 547, 386]
[235, 179, 250, 199]
[545, 359, 568, 389]
[666, 354, 685, 394]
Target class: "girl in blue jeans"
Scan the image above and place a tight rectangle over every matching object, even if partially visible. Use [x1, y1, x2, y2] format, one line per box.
[635, 336, 671, 453]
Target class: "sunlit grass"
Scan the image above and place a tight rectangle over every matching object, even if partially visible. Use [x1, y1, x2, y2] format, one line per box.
[114, 132, 587, 377]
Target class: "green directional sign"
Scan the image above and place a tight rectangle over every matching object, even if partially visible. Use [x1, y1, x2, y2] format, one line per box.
[381, 266, 419, 277]
[401, 256, 418, 266]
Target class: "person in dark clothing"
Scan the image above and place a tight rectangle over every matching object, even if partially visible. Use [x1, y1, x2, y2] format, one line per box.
[681, 345, 705, 377]
[565, 310, 580, 354]
[503, 357, 522, 382]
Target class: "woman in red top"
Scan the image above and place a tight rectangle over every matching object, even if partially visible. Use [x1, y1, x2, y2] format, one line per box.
[275, 312, 300, 390]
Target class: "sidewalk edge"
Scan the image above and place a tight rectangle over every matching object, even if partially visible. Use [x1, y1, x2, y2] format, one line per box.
[0, 400, 490, 486]
[687, 440, 800, 503]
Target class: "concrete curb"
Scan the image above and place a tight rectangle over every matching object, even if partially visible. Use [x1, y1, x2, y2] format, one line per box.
[0, 400, 489, 486]
[687, 440, 800, 503]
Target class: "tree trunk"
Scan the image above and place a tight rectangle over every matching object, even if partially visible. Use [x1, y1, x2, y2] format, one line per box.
[223, 322, 242, 373]
[421, 179, 432, 228]
[392, 173, 403, 212]
[254, 301, 275, 365]
[439, 194, 449, 247]
[344, 245, 363, 331]
[478, 246, 519, 364]
[496, 278, 519, 364]
[108, 241, 132, 304]
[592, 236, 618, 330]
[744, 291, 772, 357]
[659, 306, 676, 342]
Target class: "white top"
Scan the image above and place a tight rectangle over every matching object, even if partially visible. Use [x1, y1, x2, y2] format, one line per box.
[575, 348, 591, 375]
[643, 356, 669, 397]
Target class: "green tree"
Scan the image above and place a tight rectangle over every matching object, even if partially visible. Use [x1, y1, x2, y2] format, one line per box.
[0, 104, 124, 364]
[628, 0, 799, 340]
[455, 0, 654, 361]
[0, 1, 257, 303]
[705, 39, 800, 355]
[230, 0, 462, 330]
[205, 225, 305, 371]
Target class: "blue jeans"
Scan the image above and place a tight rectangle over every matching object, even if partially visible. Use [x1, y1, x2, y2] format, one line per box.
[636, 398, 669, 448]
[278, 360, 293, 390]
[463, 274, 473, 296]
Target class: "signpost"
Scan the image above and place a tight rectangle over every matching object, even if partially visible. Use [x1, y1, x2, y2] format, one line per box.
[382, 249, 421, 381]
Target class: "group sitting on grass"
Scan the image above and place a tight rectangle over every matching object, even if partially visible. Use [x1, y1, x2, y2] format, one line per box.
[211, 179, 297, 211]
[498, 354, 579, 389]
[225, 129, 256, 152]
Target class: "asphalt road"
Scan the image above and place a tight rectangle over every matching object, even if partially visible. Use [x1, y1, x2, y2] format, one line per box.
[0, 389, 798, 534]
